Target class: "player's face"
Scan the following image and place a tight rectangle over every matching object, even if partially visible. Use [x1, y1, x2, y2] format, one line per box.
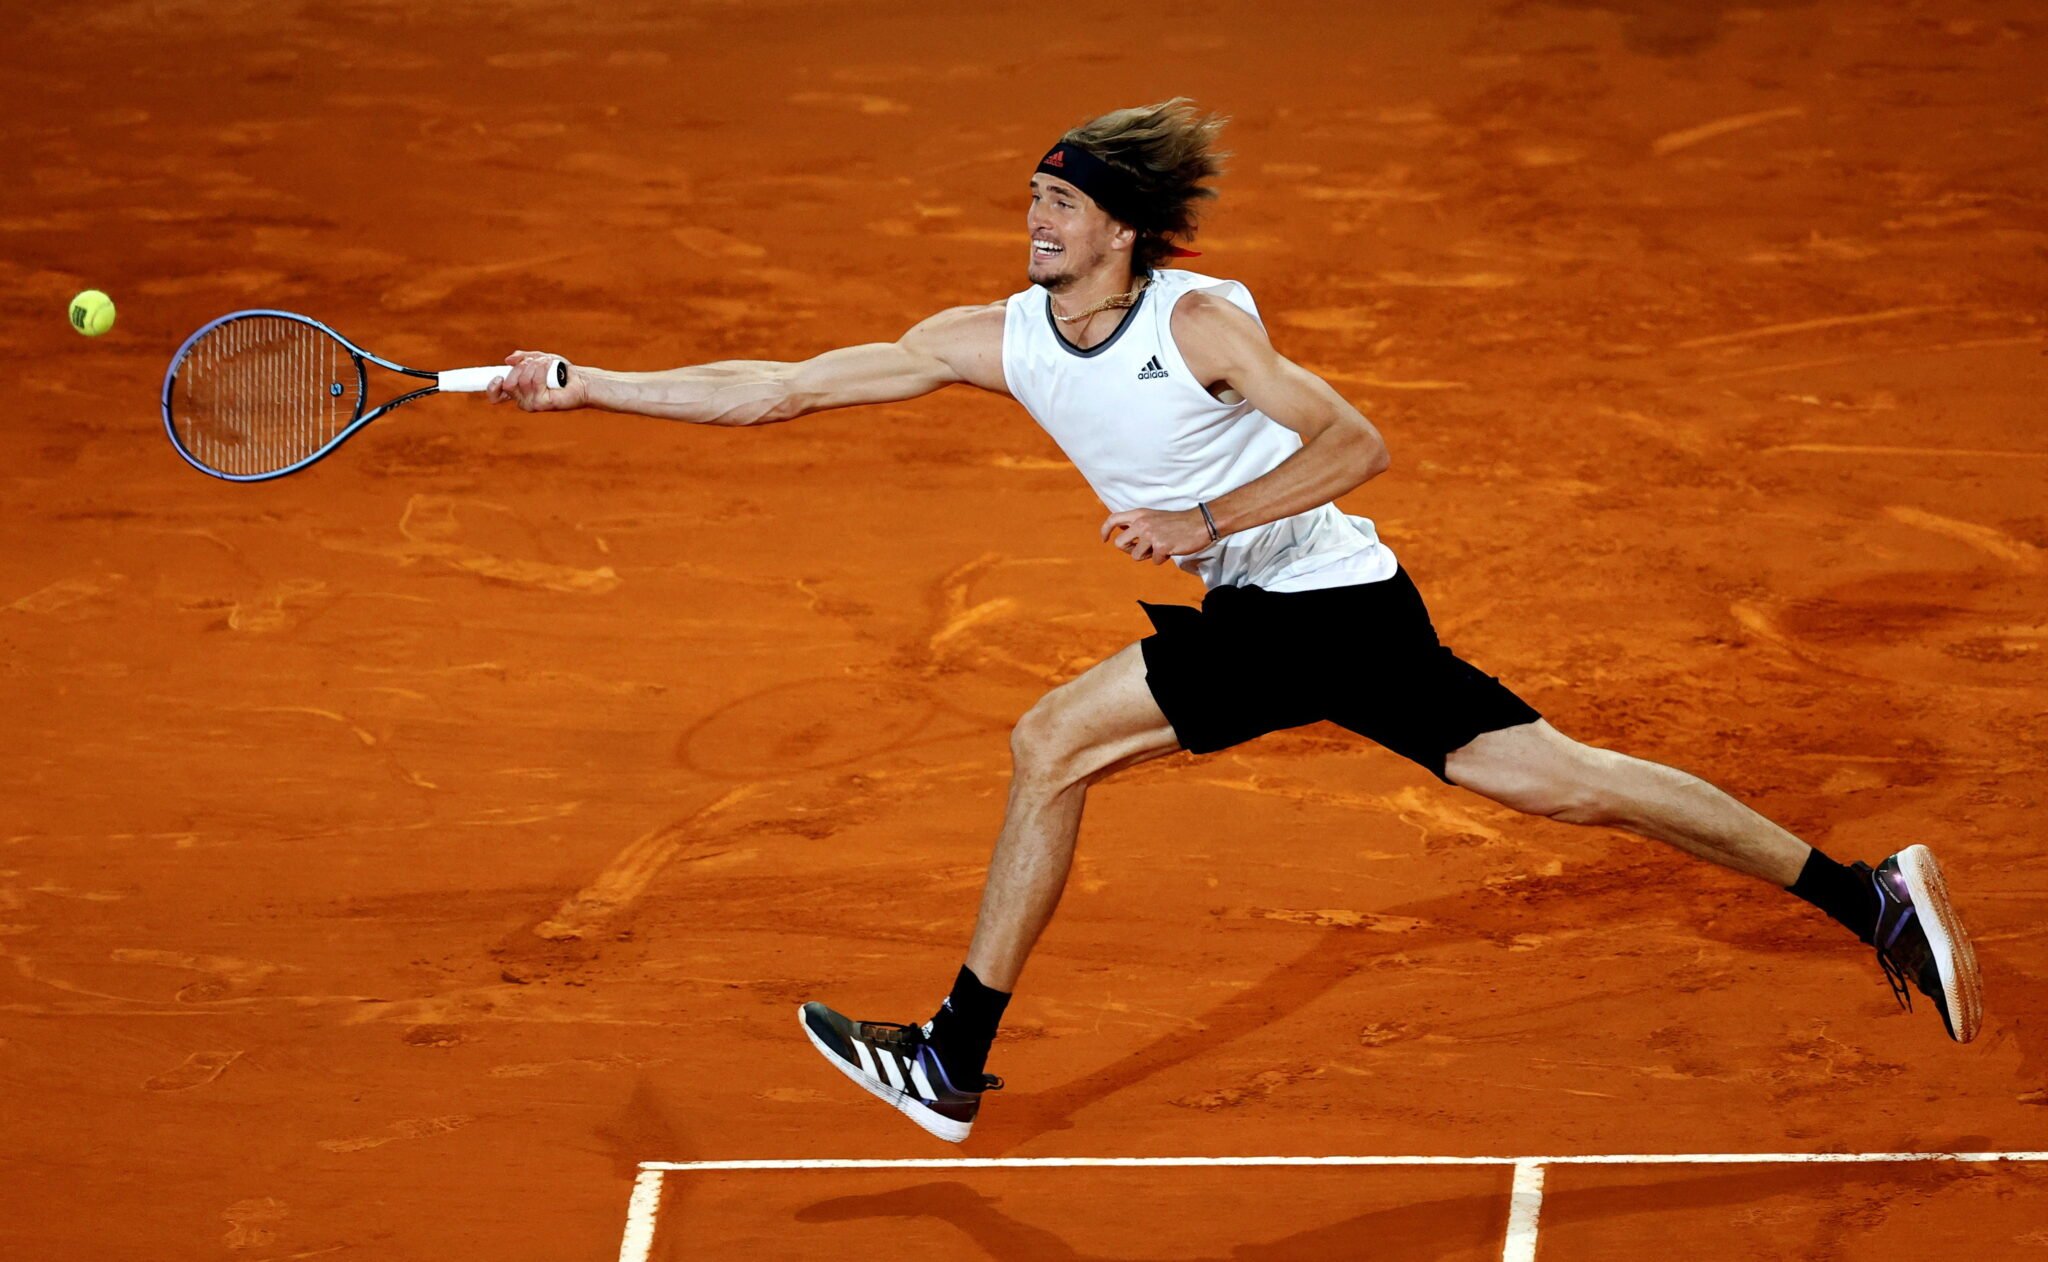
[1027, 175, 1117, 290]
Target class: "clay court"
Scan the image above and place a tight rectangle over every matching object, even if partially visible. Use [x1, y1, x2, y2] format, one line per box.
[5, 1, 2045, 1257]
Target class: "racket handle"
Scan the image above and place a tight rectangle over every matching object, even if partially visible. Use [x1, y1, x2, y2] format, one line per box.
[439, 358, 568, 393]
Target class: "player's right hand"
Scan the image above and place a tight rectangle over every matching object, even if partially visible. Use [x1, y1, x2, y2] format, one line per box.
[489, 350, 590, 412]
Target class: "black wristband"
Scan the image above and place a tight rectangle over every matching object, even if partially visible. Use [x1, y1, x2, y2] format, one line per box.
[1198, 501, 1220, 542]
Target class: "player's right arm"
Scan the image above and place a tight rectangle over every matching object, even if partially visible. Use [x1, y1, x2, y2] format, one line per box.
[487, 302, 1009, 423]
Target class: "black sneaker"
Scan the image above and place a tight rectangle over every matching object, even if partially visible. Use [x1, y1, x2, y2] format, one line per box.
[798, 1002, 1001, 1143]
[1870, 845, 1983, 1043]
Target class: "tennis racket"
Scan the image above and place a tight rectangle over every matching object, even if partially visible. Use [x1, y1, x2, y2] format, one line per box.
[161, 309, 567, 482]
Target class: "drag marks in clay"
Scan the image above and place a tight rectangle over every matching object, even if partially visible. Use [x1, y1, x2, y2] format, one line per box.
[144, 1049, 242, 1091]
[318, 1114, 474, 1154]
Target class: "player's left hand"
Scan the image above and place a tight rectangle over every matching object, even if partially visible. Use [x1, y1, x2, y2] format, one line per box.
[1101, 507, 1213, 565]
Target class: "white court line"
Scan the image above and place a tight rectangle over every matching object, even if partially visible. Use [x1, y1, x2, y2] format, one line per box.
[1502, 1160, 1544, 1262]
[641, 1151, 2048, 1171]
[618, 1151, 2048, 1262]
[615, 1168, 663, 1262]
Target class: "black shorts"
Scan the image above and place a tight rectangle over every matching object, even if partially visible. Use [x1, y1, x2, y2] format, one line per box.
[1138, 566, 1541, 781]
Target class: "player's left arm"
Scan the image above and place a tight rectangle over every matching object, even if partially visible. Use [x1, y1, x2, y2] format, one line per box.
[1101, 291, 1390, 563]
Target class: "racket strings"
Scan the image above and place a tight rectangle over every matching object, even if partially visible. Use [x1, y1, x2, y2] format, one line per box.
[170, 316, 359, 477]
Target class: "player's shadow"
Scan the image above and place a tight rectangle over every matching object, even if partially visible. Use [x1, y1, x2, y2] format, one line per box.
[1971, 939, 2041, 1100]
[983, 874, 1612, 1148]
[982, 826, 1949, 1151]
[787, 1177, 1504, 1262]
[984, 928, 1390, 1148]
[788, 1165, 1976, 1260]
[794, 1182, 1087, 1260]
[982, 851, 1990, 1149]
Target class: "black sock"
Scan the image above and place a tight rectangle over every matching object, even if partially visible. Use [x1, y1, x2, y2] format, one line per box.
[1788, 849, 1879, 945]
[923, 965, 1010, 1089]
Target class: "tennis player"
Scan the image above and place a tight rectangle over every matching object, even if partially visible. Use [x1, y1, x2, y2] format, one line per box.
[489, 99, 1984, 1143]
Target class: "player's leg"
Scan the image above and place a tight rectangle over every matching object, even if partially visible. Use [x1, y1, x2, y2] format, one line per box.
[1441, 718, 1808, 883]
[1316, 563, 1981, 1043]
[962, 639, 1182, 991]
[799, 641, 1181, 1140]
[1442, 719, 1982, 1041]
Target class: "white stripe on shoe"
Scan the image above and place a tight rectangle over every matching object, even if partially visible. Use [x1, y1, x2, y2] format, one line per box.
[880, 1049, 906, 1091]
[909, 1055, 937, 1101]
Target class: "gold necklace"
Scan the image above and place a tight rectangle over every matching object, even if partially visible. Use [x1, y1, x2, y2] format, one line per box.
[1051, 277, 1149, 324]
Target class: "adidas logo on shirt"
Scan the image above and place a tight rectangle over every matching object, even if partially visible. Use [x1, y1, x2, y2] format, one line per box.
[1136, 355, 1169, 380]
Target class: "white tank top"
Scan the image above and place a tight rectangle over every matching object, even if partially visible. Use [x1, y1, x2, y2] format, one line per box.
[1000, 267, 1398, 592]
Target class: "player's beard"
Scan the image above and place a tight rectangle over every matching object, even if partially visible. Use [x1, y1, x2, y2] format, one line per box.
[1030, 242, 1093, 292]
[1029, 256, 1071, 291]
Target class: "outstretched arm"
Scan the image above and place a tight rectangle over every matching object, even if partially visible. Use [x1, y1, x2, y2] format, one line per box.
[1102, 291, 1390, 563]
[487, 302, 1009, 423]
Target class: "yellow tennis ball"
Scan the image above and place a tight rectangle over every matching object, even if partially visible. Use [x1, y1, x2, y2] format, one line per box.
[69, 289, 116, 337]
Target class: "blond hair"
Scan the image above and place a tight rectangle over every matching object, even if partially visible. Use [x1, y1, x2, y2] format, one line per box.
[1061, 98, 1229, 271]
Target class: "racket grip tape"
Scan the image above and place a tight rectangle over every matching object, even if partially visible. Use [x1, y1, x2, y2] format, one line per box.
[438, 358, 568, 393]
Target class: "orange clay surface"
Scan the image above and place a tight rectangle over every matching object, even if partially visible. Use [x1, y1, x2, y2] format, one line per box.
[4, 2, 2046, 1259]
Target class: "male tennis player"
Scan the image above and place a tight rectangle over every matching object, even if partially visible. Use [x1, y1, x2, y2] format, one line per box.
[490, 99, 1983, 1143]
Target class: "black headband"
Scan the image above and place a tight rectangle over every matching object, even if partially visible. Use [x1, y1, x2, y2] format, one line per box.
[1036, 142, 1143, 227]
[1035, 142, 1201, 257]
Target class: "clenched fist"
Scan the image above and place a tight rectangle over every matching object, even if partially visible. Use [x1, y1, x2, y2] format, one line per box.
[486, 350, 590, 412]
[1101, 506, 1214, 565]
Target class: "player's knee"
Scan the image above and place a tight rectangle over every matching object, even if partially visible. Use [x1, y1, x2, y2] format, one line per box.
[1542, 783, 1620, 825]
[1009, 697, 1084, 790]
[1533, 745, 1633, 825]
[1485, 775, 1582, 821]
[1450, 732, 1626, 825]
[1498, 776, 1616, 825]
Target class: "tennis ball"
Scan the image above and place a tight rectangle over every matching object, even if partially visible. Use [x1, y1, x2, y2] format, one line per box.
[69, 289, 116, 337]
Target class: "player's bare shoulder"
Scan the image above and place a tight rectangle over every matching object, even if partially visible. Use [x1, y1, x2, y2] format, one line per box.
[902, 301, 1011, 396]
[1169, 287, 1272, 392]
[1170, 287, 1265, 345]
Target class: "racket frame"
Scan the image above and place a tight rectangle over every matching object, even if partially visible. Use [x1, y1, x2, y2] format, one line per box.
[161, 309, 445, 483]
